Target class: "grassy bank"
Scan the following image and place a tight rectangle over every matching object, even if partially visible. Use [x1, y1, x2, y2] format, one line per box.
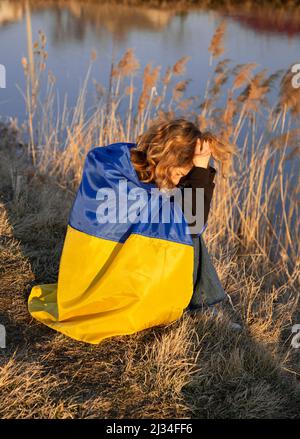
[0, 19, 299, 418]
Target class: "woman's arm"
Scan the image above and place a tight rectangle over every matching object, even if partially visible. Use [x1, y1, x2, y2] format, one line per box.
[178, 164, 216, 235]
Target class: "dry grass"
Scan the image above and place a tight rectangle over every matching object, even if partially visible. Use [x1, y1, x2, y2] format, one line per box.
[0, 16, 300, 418]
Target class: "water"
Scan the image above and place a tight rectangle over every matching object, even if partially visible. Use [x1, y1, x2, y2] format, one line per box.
[0, 1, 300, 124]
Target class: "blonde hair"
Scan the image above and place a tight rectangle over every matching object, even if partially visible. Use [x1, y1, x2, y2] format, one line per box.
[130, 117, 237, 189]
[198, 131, 238, 178]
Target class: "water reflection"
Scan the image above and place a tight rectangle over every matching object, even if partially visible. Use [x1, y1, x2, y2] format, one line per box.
[0, 1, 176, 39]
[223, 8, 300, 38]
[0, 1, 24, 26]
[1, 1, 300, 41]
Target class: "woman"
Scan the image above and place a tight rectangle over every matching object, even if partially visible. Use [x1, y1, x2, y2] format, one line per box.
[28, 118, 236, 344]
[129, 119, 230, 312]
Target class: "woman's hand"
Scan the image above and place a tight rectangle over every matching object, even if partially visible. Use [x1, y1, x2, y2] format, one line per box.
[193, 138, 211, 168]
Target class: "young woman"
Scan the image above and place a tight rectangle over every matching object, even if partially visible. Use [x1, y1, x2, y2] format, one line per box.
[129, 118, 234, 313]
[28, 118, 238, 344]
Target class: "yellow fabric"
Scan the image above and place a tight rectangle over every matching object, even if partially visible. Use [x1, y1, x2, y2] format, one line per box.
[28, 225, 194, 344]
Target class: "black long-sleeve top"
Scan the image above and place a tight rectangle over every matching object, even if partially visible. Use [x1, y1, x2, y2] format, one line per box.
[177, 165, 216, 237]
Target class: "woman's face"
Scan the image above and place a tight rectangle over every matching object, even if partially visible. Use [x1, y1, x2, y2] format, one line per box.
[169, 164, 193, 186]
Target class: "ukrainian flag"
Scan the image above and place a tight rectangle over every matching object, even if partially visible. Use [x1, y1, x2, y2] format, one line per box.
[28, 142, 195, 344]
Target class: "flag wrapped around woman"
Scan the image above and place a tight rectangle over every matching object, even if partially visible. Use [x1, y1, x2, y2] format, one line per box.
[28, 118, 235, 344]
[28, 142, 197, 344]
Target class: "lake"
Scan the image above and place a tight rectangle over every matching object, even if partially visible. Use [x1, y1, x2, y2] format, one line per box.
[0, 1, 300, 124]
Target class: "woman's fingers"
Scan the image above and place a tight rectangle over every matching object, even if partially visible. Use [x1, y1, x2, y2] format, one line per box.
[195, 139, 211, 157]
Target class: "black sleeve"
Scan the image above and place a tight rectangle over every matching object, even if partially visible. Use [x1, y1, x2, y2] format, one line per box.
[178, 165, 216, 234]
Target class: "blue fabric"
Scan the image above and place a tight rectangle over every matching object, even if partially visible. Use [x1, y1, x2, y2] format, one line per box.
[69, 142, 194, 246]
